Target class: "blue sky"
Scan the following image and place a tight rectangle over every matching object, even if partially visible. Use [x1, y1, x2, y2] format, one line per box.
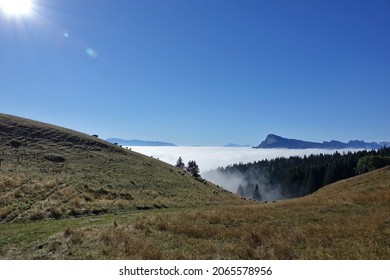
[1, 0, 389, 146]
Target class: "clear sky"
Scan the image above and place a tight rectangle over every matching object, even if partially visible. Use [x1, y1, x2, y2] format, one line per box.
[1, 0, 389, 146]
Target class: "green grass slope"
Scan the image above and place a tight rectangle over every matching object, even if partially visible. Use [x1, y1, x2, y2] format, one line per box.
[1, 166, 388, 259]
[1, 113, 388, 260]
[0, 113, 238, 223]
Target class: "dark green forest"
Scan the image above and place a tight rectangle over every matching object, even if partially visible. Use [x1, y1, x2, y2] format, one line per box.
[215, 147, 390, 200]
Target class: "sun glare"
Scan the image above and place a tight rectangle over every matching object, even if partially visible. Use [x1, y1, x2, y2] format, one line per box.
[0, 0, 33, 16]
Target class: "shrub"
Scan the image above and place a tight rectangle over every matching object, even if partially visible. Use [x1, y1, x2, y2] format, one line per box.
[63, 227, 84, 245]
[49, 207, 62, 219]
[64, 227, 73, 237]
[43, 153, 66, 163]
[0, 206, 12, 220]
[10, 140, 22, 148]
[29, 209, 46, 221]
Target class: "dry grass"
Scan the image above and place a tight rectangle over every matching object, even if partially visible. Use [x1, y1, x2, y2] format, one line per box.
[25, 205, 388, 259]
[16, 167, 387, 260]
[0, 113, 237, 223]
[0, 113, 388, 260]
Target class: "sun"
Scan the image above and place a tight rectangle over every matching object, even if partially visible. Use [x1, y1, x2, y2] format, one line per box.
[0, 0, 33, 16]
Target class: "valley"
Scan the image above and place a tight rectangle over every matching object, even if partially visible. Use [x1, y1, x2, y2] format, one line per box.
[0, 113, 389, 259]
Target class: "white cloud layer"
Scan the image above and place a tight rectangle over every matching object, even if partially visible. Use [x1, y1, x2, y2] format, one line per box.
[127, 146, 358, 173]
[127, 146, 362, 197]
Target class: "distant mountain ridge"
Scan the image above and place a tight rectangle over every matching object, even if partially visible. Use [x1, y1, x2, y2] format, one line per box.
[256, 134, 386, 149]
[224, 143, 252, 148]
[106, 138, 176, 146]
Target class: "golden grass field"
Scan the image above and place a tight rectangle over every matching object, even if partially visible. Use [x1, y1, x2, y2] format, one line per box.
[0, 113, 389, 259]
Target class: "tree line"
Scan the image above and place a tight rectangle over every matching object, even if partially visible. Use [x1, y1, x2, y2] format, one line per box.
[215, 147, 390, 199]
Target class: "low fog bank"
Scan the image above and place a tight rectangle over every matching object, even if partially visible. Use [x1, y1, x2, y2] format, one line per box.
[128, 146, 362, 199]
[127, 146, 358, 172]
[202, 169, 284, 201]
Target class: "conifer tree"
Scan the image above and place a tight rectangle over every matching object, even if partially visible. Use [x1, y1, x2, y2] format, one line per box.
[236, 184, 245, 197]
[175, 157, 185, 169]
[187, 160, 200, 178]
[252, 184, 262, 201]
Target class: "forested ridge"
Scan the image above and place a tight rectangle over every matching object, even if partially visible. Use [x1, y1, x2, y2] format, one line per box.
[215, 147, 390, 199]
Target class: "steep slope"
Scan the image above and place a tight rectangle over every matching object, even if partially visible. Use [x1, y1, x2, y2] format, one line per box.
[256, 134, 323, 149]
[308, 165, 390, 202]
[0, 113, 237, 222]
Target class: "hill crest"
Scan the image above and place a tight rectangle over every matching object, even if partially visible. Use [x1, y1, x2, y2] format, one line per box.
[0, 113, 237, 222]
[256, 134, 383, 149]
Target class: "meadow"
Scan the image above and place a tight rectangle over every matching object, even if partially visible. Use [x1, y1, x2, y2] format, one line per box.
[1, 166, 389, 259]
[0, 113, 389, 259]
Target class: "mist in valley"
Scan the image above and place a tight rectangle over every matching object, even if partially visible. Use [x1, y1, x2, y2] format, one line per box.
[202, 168, 284, 201]
[128, 146, 360, 200]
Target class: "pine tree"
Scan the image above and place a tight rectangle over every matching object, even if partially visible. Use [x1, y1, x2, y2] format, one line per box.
[175, 157, 185, 169]
[187, 160, 200, 178]
[252, 184, 262, 201]
[236, 184, 245, 197]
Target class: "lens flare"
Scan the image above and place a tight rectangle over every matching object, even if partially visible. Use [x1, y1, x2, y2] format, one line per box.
[86, 48, 98, 58]
[0, 0, 33, 16]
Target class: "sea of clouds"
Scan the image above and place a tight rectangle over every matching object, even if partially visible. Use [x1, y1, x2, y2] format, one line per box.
[126, 146, 362, 197]
[127, 146, 359, 172]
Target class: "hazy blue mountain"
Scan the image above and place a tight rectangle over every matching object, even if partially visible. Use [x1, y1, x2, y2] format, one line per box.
[106, 138, 176, 146]
[380, 142, 390, 147]
[224, 143, 252, 147]
[256, 134, 383, 149]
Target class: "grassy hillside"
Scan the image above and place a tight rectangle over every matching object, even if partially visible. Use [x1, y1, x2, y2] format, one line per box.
[1, 165, 389, 259]
[0, 113, 238, 223]
[0, 113, 389, 259]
